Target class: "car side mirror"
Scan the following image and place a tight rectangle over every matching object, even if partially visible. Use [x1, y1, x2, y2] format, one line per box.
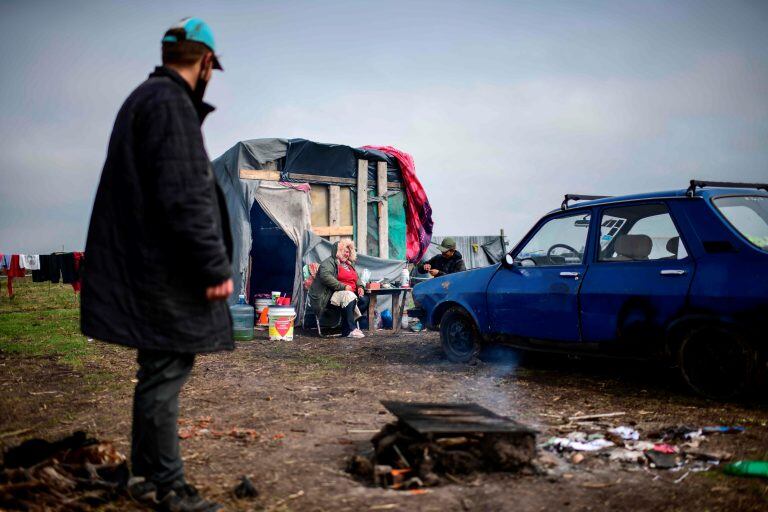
[504, 254, 515, 267]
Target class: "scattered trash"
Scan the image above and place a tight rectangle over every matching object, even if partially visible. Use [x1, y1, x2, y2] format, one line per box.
[702, 426, 745, 435]
[609, 449, 645, 463]
[233, 475, 259, 499]
[723, 460, 768, 479]
[645, 450, 679, 469]
[652, 443, 678, 455]
[544, 436, 615, 452]
[609, 426, 640, 441]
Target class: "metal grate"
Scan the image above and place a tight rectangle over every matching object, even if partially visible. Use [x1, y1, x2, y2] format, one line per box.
[381, 401, 537, 435]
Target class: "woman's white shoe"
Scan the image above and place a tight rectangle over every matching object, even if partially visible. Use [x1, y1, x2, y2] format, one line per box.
[348, 329, 365, 338]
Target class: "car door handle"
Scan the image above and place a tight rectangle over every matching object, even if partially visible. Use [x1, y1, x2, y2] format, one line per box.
[660, 269, 686, 276]
[559, 271, 580, 279]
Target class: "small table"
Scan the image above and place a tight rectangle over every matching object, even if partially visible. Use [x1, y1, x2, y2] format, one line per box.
[366, 287, 412, 334]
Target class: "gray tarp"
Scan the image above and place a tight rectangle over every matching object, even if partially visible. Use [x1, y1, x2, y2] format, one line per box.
[212, 138, 293, 298]
[301, 231, 406, 326]
[421, 235, 508, 270]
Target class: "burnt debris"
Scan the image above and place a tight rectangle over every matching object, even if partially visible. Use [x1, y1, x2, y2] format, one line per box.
[348, 402, 537, 490]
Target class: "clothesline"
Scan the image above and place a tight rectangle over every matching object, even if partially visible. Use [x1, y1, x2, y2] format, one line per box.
[0, 252, 85, 298]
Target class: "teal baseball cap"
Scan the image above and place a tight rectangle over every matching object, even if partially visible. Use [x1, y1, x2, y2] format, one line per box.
[162, 17, 223, 70]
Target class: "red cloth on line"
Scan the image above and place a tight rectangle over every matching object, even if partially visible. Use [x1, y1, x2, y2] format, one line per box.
[72, 252, 84, 293]
[6, 255, 25, 297]
[337, 261, 358, 290]
[361, 145, 433, 263]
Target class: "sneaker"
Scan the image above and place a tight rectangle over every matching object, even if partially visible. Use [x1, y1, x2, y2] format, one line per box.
[348, 328, 365, 339]
[127, 477, 157, 505]
[156, 482, 222, 512]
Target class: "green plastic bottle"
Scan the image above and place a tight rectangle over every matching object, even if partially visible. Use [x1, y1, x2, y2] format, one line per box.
[723, 461, 768, 478]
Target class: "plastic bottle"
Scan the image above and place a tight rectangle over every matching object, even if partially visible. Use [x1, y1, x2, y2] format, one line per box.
[400, 267, 410, 288]
[230, 294, 255, 341]
[723, 460, 768, 478]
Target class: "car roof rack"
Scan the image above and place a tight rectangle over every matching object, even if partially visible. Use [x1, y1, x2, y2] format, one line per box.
[687, 179, 768, 197]
[561, 194, 612, 210]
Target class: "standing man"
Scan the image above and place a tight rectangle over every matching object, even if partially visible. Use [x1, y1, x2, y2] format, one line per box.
[82, 18, 232, 512]
[418, 237, 466, 277]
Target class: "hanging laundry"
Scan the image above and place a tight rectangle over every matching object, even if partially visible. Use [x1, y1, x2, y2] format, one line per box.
[19, 254, 41, 270]
[0, 254, 10, 271]
[6, 255, 25, 297]
[71, 252, 85, 293]
[59, 253, 77, 285]
[32, 254, 52, 282]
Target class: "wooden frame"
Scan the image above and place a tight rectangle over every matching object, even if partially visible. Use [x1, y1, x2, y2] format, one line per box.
[312, 226, 354, 237]
[377, 161, 389, 258]
[356, 160, 368, 255]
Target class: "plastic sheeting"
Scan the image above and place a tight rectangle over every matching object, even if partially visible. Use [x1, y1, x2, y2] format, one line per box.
[420, 235, 508, 270]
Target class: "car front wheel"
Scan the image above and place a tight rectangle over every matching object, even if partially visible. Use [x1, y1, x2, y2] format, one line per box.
[440, 307, 481, 363]
[677, 326, 758, 400]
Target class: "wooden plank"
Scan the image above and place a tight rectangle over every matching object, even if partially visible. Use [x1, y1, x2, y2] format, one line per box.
[282, 172, 402, 189]
[240, 169, 280, 181]
[286, 173, 355, 186]
[312, 226, 354, 237]
[329, 185, 341, 243]
[377, 161, 389, 259]
[356, 160, 368, 255]
[310, 185, 329, 227]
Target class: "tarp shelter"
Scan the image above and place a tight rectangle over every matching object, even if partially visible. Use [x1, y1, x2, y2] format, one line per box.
[211, 138, 424, 324]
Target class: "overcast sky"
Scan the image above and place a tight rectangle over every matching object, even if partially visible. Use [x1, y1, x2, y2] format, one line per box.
[1, 0, 767, 253]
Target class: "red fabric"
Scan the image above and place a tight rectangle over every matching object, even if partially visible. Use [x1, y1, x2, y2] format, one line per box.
[361, 145, 433, 263]
[337, 261, 358, 289]
[72, 252, 84, 293]
[6, 255, 25, 297]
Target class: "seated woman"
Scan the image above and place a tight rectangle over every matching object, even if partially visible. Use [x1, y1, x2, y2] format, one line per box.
[308, 239, 369, 338]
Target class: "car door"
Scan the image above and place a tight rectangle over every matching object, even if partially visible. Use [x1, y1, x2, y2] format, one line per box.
[579, 202, 695, 344]
[486, 210, 594, 342]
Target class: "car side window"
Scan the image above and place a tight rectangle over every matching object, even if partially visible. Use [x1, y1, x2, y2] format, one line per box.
[599, 204, 688, 262]
[514, 213, 591, 266]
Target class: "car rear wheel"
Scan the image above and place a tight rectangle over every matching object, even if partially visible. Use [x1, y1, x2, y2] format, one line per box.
[440, 307, 481, 363]
[677, 326, 757, 400]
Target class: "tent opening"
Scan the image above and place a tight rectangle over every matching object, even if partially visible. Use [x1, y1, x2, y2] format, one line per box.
[248, 200, 296, 300]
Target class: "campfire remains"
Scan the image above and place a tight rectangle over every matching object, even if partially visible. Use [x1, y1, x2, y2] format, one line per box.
[0, 431, 128, 511]
[349, 401, 537, 489]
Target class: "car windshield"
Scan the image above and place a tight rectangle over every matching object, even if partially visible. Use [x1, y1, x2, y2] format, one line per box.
[713, 196, 768, 251]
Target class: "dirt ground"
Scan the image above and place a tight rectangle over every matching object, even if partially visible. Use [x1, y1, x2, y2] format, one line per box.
[2, 328, 768, 511]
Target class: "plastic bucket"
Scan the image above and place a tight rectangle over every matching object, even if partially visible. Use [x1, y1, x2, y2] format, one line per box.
[254, 298, 272, 315]
[268, 306, 296, 341]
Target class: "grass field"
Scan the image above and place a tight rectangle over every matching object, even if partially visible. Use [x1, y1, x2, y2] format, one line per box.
[0, 277, 94, 366]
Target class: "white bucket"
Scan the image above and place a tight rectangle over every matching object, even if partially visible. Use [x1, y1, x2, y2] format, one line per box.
[254, 298, 272, 315]
[268, 306, 296, 341]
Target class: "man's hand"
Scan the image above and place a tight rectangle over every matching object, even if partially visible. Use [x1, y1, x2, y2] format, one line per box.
[423, 264, 431, 271]
[344, 285, 354, 292]
[429, 269, 440, 277]
[357, 286, 365, 297]
[206, 278, 233, 301]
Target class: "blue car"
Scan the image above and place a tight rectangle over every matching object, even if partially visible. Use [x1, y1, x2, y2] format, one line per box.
[412, 181, 768, 399]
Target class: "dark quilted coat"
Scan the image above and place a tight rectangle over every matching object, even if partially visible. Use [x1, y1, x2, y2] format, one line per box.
[81, 67, 234, 353]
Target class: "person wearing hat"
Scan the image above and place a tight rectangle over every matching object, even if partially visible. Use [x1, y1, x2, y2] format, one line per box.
[81, 17, 229, 511]
[418, 237, 466, 277]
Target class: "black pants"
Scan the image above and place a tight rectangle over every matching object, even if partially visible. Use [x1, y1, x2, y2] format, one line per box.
[131, 350, 195, 487]
[339, 294, 369, 336]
